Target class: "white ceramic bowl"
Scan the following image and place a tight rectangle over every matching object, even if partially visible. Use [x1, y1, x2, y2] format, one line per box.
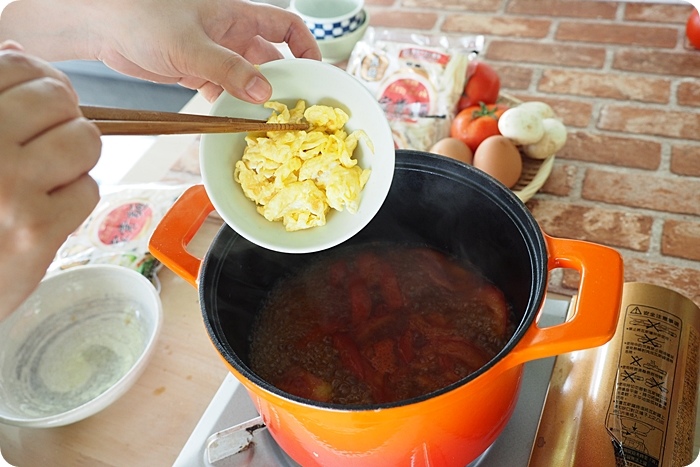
[318, 9, 370, 64]
[0, 265, 162, 428]
[200, 58, 395, 254]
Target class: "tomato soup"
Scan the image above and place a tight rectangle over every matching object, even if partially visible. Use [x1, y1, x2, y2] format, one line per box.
[249, 244, 515, 405]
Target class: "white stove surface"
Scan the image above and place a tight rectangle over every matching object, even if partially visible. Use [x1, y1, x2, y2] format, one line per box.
[174, 298, 572, 467]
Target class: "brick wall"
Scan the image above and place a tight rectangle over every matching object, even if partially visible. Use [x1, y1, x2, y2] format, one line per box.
[366, 0, 700, 304]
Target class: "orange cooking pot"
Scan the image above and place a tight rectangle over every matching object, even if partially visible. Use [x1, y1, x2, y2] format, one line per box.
[149, 150, 623, 466]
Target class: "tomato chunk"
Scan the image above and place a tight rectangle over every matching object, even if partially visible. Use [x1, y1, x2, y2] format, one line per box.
[276, 366, 333, 402]
[348, 279, 372, 325]
[332, 333, 366, 380]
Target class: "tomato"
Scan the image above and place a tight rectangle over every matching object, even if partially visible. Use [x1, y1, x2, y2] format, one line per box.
[348, 280, 372, 325]
[276, 366, 332, 402]
[332, 333, 366, 380]
[457, 61, 501, 112]
[688, 9, 700, 50]
[450, 103, 508, 152]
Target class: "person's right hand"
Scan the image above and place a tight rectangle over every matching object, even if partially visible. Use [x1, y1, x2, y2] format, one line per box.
[0, 0, 322, 104]
[0, 42, 101, 321]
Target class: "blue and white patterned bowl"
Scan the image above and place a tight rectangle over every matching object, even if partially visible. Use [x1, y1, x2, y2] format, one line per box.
[305, 9, 365, 40]
[316, 9, 370, 64]
[291, 0, 365, 41]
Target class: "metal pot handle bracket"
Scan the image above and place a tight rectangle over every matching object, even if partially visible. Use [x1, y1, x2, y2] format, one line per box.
[149, 184, 214, 288]
[499, 233, 624, 370]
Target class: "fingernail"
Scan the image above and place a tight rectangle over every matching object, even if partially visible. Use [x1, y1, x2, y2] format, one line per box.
[245, 76, 271, 102]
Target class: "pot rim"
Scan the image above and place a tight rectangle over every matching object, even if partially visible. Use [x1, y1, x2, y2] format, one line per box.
[200, 150, 549, 411]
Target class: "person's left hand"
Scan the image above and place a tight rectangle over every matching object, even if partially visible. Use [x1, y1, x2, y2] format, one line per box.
[0, 42, 101, 320]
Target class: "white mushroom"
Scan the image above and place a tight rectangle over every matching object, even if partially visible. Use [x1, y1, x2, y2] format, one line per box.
[522, 118, 568, 160]
[517, 101, 556, 119]
[497, 106, 545, 145]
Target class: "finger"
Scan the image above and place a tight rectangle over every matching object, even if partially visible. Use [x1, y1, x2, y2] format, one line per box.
[0, 40, 24, 52]
[240, 36, 285, 65]
[45, 172, 100, 237]
[0, 50, 74, 95]
[0, 172, 98, 316]
[237, 4, 321, 61]
[0, 75, 82, 145]
[196, 82, 224, 103]
[184, 41, 272, 104]
[100, 51, 181, 85]
[16, 172, 100, 249]
[277, 19, 322, 61]
[21, 117, 102, 191]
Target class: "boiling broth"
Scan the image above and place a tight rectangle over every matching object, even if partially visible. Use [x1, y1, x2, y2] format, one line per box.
[249, 244, 515, 405]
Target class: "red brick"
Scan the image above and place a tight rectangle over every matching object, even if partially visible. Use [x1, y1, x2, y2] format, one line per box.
[685, 36, 700, 51]
[505, 93, 594, 128]
[581, 168, 700, 216]
[556, 21, 678, 48]
[671, 144, 700, 177]
[598, 104, 700, 142]
[366, 0, 396, 5]
[557, 131, 662, 170]
[442, 14, 551, 38]
[506, 0, 618, 19]
[538, 163, 576, 196]
[613, 49, 700, 78]
[486, 40, 607, 68]
[617, 258, 700, 307]
[662, 220, 700, 262]
[560, 257, 700, 307]
[368, 9, 437, 29]
[678, 81, 700, 107]
[624, 3, 695, 23]
[492, 64, 533, 90]
[557, 269, 581, 296]
[538, 69, 670, 104]
[528, 199, 653, 251]
[402, 0, 500, 11]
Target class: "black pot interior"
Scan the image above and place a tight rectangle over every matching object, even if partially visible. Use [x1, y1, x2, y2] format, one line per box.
[199, 150, 548, 404]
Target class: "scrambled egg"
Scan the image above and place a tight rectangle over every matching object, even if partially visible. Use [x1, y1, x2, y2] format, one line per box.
[234, 100, 373, 231]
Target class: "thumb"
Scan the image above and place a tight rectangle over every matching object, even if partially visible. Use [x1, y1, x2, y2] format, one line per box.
[190, 43, 272, 104]
[0, 40, 24, 52]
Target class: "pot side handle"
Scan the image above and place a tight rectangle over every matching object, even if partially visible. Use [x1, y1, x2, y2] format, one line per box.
[502, 233, 624, 369]
[148, 184, 214, 288]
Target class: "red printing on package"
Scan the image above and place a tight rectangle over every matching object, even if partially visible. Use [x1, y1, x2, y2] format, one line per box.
[398, 48, 450, 66]
[97, 202, 153, 245]
[379, 78, 431, 120]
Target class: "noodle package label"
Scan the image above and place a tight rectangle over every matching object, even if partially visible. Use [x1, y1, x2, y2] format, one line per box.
[347, 28, 484, 151]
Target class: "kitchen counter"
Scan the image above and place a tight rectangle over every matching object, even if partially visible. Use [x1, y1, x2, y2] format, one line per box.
[0, 217, 230, 466]
[2, 1, 700, 465]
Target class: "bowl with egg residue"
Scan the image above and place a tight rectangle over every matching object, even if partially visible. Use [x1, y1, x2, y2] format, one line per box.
[0, 265, 162, 428]
[200, 58, 395, 254]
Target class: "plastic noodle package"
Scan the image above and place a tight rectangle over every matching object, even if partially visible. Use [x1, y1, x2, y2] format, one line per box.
[346, 27, 483, 151]
[48, 183, 191, 292]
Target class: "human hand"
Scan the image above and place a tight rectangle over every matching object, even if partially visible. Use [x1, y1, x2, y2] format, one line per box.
[98, 0, 322, 103]
[0, 0, 322, 104]
[0, 42, 101, 321]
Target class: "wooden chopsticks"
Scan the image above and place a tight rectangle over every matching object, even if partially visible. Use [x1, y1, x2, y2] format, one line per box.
[80, 105, 310, 136]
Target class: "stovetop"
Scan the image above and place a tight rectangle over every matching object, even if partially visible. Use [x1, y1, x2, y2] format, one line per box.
[174, 297, 572, 467]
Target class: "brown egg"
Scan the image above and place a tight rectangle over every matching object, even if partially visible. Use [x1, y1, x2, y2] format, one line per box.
[429, 137, 473, 164]
[472, 135, 522, 188]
